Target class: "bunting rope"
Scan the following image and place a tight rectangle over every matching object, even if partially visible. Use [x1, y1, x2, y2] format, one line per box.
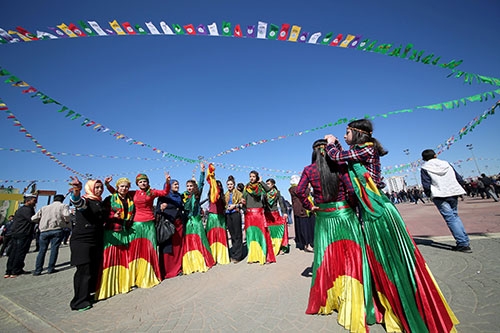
[0, 98, 87, 178]
[0, 19, 465, 74]
[1, 66, 498, 162]
[382, 100, 499, 175]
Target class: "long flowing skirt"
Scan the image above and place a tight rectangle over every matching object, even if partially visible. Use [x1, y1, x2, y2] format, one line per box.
[206, 213, 230, 265]
[362, 195, 459, 332]
[265, 210, 289, 255]
[159, 217, 184, 279]
[128, 221, 161, 288]
[96, 228, 132, 300]
[182, 215, 215, 275]
[306, 201, 371, 333]
[245, 208, 276, 264]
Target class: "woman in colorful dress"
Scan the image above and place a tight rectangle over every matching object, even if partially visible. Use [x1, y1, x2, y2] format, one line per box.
[264, 178, 289, 256]
[156, 178, 185, 279]
[225, 175, 244, 263]
[205, 163, 230, 265]
[297, 139, 371, 332]
[325, 119, 459, 333]
[96, 177, 135, 300]
[242, 170, 275, 265]
[68, 176, 107, 311]
[181, 163, 215, 275]
[105, 172, 170, 289]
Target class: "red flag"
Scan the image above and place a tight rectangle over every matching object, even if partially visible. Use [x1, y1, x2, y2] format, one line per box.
[183, 24, 196, 35]
[277, 23, 290, 41]
[330, 34, 343, 46]
[234, 24, 242, 37]
[22, 86, 37, 94]
[122, 22, 136, 35]
[16, 26, 38, 40]
[68, 23, 86, 37]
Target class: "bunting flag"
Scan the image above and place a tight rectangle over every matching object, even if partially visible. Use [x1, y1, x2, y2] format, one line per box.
[0, 98, 87, 178]
[1, 64, 497, 164]
[0, 18, 477, 76]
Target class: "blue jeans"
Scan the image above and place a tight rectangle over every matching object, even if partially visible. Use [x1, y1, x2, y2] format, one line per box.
[433, 196, 470, 247]
[35, 229, 64, 274]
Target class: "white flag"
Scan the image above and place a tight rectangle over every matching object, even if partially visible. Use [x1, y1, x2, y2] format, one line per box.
[0, 28, 19, 42]
[145, 22, 161, 35]
[160, 22, 174, 35]
[208, 22, 219, 36]
[36, 30, 58, 39]
[308, 32, 321, 44]
[88, 21, 107, 36]
[257, 21, 267, 39]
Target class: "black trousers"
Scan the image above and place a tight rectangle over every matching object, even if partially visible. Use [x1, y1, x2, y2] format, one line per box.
[226, 212, 243, 260]
[70, 263, 92, 310]
[5, 235, 31, 275]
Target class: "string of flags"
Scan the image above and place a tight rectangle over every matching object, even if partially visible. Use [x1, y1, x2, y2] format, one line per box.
[0, 98, 88, 178]
[1, 66, 498, 163]
[0, 19, 465, 74]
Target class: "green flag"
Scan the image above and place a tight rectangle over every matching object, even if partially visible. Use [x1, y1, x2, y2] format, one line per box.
[320, 32, 333, 45]
[222, 21, 232, 36]
[134, 24, 147, 35]
[267, 24, 279, 39]
[78, 21, 96, 36]
[172, 24, 185, 35]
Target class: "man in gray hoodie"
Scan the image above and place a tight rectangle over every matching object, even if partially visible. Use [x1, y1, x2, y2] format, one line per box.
[421, 149, 471, 253]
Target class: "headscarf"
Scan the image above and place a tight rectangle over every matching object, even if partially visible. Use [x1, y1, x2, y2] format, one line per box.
[290, 175, 300, 186]
[167, 179, 183, 207]
[115, 177, 131, 188]
[135, 173, 149, 185]
[84, 179, 103, 201]
[135, 173, 152, 195]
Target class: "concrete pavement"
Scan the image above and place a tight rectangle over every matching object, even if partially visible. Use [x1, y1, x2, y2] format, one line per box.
[1, 196, 499, 332]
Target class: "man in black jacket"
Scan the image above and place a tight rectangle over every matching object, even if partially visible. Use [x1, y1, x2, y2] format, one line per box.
[4, 194, 38, 278]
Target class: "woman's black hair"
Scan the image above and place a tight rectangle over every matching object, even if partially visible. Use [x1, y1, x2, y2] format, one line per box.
[312, 139, 339, 201]
[347, 119, 388, 156]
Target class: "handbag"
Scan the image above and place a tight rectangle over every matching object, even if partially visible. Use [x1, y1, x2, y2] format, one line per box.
[156, 215, 176, 244]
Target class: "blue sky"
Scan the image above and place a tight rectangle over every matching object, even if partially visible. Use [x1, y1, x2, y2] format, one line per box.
[1, 0, 499, 200]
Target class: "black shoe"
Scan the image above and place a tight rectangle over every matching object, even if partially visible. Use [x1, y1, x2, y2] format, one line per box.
[47, 269, 59, 274]
[453, 246, 472, 253]
[33, 271, 41, 276]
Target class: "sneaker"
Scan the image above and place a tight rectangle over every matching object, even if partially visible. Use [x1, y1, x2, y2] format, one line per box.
[33, 272, 41, 276]
[453, 246, 473, 253]
[47, 269, 59, 274]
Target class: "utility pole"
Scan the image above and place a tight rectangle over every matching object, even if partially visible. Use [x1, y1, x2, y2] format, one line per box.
[403, 149, 419, 187]
[466, 144, 481, 175]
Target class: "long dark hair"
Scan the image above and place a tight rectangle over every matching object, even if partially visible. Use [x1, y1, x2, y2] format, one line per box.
[347, 119, 388, 156]
[186, 179, 201, 200]
[312, 139, 339, 201]
[216, 180, 226, 206]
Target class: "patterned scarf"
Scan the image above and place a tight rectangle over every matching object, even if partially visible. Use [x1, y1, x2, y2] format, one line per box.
[347, 161, 385, 218]
[206, 163, 220, 203]
[110, 192, 135, 222]
[245, 182, 263, 198]
[266, 188, 278, 206]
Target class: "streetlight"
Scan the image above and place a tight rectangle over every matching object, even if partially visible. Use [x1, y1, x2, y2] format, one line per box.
[466, 144, 481, 175]
[403, 149, 419, 187]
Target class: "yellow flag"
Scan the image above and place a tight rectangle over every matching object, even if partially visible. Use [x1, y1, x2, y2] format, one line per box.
[8, 30, 32, 42]
[57, 23, 77, 37]
[109, 20, 126, 35]
[339, 34, 356, 48]
[288, 25, 301, 42]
